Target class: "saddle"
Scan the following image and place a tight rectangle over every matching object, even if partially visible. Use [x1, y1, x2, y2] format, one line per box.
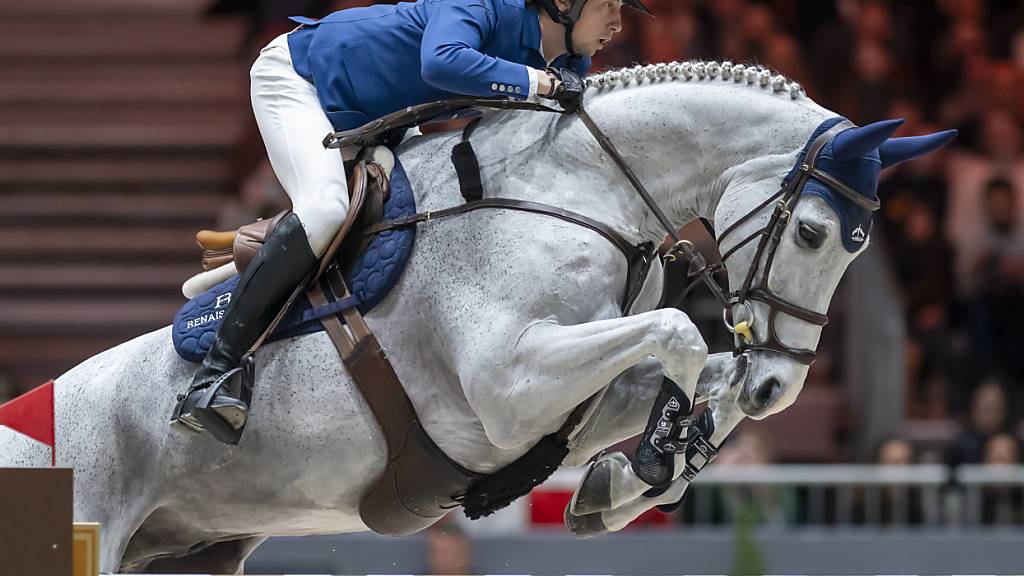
[196, 158, 389, 281]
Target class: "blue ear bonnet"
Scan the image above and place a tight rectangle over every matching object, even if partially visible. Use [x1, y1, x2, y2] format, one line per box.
[782, 117, 880, 252]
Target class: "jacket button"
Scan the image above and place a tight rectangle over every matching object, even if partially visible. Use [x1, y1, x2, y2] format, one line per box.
[514, 86, 521, 94]
[499, 85, 506, 92]
[491, 82, 498, 90]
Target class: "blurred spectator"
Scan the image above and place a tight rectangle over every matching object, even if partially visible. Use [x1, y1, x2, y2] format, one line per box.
[949, 380, 1011, 466]
[424, 518, 473, 575]
[207, 0, 334, 52]
[888, 199, 957, 418]
[875, 436, 915, 465]
[980, 432, 1024, 524]
[843, 38, 894, 123]
[983, 432, 1021, 465]
[867, 435, 924, 524]
[945, 109, 1024, 254]
[762, 33, 808, 83]
[710, 428, 798, 526]
[960, 178, 1024, 386]
[216, 160, 292, 231]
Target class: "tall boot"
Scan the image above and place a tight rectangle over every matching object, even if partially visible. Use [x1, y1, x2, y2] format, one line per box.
[171, 212, 317, 444]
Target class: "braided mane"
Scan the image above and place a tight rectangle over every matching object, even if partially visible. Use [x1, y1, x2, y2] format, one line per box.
[585, 60, 805, 100]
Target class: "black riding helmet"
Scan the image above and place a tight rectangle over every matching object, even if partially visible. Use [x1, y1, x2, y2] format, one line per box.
[533, 0, 652, 60]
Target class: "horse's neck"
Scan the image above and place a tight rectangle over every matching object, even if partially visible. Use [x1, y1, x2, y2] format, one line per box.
[612, 82, 833, 231]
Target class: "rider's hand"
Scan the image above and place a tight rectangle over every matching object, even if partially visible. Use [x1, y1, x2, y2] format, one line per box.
[542, 67, 584, 112]
[535, 69, 556, 98]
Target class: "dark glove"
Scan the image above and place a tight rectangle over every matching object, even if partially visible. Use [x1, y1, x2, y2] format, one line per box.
[544, 67, 584, 112]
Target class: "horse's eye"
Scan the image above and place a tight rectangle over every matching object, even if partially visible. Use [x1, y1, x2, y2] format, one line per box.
[797, 222, 823, 248]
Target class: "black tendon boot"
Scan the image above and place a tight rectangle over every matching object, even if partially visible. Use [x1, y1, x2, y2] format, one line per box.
[170, 213, 316, 444]
[632, 377, 693, 494]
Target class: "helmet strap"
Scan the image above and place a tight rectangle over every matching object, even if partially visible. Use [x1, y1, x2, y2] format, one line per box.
[538, 0, 587, 61]
[562, 0, 588, 60]
[562, 20, 579, 59]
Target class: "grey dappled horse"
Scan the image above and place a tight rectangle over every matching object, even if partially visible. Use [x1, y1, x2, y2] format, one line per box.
[0, 61, 953, 573]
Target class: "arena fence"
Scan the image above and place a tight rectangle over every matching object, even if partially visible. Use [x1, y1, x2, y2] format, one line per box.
[540, 464, 1024, 528]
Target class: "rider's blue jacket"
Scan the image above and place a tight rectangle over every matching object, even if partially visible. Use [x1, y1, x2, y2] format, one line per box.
[287, 0, 591, 131]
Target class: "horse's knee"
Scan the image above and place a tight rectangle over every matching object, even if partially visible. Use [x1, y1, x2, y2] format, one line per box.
[643, 309, 707, 367]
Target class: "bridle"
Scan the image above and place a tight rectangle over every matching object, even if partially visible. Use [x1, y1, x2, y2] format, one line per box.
[707, 119, 880, 364]
[581, 113, 877, 366]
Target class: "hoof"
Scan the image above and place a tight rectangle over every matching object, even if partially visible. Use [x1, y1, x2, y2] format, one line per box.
[564, 507, 609, 538]
[571, 453, 627, 515]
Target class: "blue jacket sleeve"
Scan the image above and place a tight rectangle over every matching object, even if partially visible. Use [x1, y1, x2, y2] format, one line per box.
[420, 0, 531, 100]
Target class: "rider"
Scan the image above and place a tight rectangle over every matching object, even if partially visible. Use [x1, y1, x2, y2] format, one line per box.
[171, 0, 652, 443]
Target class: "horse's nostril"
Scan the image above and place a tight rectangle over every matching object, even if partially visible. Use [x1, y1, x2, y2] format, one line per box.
[755, 377, 781, 406]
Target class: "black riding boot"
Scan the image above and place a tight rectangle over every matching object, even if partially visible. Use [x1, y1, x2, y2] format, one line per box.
[171, 212, 317, 444]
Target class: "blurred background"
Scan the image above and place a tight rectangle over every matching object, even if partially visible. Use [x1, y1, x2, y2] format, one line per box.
[0, 0, 1022, 573]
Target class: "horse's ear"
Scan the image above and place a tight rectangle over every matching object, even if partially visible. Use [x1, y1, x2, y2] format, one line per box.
[832, 119, 905, 161]
[879, 129, 958, 170]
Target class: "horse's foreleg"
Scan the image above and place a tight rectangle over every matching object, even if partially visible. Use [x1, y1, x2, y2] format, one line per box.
[565, 372, 749, 537]
[466, 308, 707, 449]
[562, 357, 664, 467]
[567, 353, 741, 515]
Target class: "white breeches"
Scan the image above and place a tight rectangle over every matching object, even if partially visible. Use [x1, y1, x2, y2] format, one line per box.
[250, 32, 349, 257]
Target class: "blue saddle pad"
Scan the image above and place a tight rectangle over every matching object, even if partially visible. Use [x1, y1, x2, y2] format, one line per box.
[172, 156, 416, 363]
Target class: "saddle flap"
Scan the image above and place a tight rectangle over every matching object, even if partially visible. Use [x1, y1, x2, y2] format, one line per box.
[311, 160, 370, 283]
[335, 162, 390, 272]
[200, 248, 233, 272]
[232, 209, 291, 274]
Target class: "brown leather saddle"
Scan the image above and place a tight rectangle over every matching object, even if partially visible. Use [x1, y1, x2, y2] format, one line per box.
[196, 159, 389, 279]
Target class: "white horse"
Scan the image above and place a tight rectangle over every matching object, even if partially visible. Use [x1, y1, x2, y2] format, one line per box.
[0, 61, 953, 573]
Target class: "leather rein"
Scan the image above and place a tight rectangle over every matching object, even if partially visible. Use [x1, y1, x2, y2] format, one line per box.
[325, 100, 868, 365]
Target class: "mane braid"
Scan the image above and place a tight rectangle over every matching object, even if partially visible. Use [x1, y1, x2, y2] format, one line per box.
[585, 60, 804, 100]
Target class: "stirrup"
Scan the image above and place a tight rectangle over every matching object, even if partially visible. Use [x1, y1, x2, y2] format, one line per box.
[194, 355, 256, 445]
